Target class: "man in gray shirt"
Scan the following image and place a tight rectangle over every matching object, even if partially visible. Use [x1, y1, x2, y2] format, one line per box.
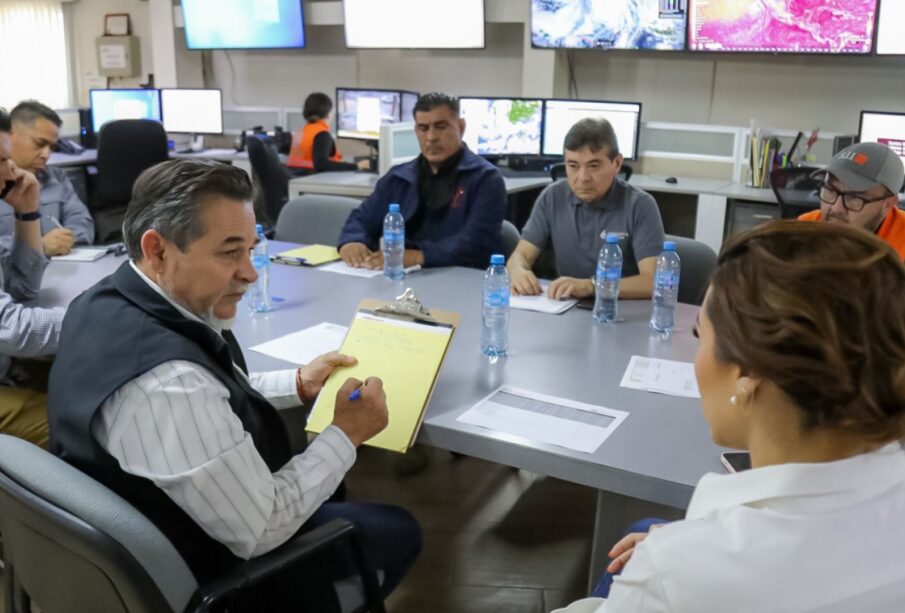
[6, 101, 94, 256]
[508, 118, 664, 300]
[0, 107, 65, 447]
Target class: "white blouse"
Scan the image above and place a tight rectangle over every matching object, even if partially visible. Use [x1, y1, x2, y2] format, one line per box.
[555, 443, 905, 613]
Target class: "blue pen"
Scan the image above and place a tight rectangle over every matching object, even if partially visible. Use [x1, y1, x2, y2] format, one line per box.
[348, 387, 362, 401]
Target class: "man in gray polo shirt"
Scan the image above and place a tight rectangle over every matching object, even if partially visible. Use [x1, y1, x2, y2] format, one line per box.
[508, 118, 664, 300]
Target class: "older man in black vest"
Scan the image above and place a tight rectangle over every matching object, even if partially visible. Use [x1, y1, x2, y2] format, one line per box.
[47, 159, 420, 611]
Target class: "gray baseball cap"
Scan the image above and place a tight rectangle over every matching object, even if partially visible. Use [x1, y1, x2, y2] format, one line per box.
[810, 142, 905, 195]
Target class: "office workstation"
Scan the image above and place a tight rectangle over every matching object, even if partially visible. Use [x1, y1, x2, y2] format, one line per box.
[2, 1, 905, 612]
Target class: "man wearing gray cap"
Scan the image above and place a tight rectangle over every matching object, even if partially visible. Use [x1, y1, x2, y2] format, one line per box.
[800, 141, 905, 258]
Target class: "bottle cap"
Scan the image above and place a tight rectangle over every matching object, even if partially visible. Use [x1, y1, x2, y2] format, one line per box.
[388, 203, 401, 213]
[663, 241, 677, 251]
[255, 223, 264, 234]
[490, 254, 505, 265]
[605, 233, 620, 244]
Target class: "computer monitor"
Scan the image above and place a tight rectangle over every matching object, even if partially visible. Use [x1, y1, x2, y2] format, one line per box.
[181, 0, 306, 50]
[161, 89, 223, 134]
[335, 88, 406, 141]
[876, 1, 905, 55]
[54, 108, 83, 139]
[688, 0, 877, 54]
[343, 0, 483, 49]
[859, 111, 905, 163]
[401, 92, 419, 123]
[542, 99, 642, 161]
[531, 0, 686, 51]
[89, 89, 161, 134]
[458, 97, 544, 157]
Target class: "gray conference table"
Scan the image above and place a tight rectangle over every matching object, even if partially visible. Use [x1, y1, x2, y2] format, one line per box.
[37, 244, 723, 588]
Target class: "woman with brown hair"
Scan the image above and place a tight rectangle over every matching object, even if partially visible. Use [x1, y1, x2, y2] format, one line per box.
[558, 220, 905, 612]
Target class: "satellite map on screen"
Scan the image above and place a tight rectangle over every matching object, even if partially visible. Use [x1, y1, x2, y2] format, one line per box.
[689, 0, 877, 54]
[460, 99, 543, 156]
[531, 0, 686, 51]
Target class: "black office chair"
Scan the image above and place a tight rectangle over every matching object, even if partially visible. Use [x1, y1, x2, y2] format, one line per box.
[91, 119, 169, 244]
[0, 434, 385, 613]
[769, 166, 822, 219]
[275, 195, 363, 246]
[664, 234, 718, 306]
[246, 135, 291, 227]
[549, 162, 633, 182]
[500, 220, 520, 259]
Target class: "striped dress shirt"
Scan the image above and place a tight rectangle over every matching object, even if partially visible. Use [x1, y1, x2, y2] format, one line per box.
[92, 263, 356, 559]
[0, 234, 64, 381]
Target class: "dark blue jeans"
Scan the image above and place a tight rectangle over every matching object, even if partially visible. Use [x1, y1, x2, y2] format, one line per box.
[307, 500, 423, 596]
[229, 501, 421, 612]
[590, 517, 667, 598]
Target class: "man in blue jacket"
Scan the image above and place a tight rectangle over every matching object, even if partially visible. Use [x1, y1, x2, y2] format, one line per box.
[338, 93, 506, 269]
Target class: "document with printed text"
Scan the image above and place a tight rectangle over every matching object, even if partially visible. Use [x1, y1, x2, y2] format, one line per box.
[620, 355, 701, 398]
[457, 386, 629, 454]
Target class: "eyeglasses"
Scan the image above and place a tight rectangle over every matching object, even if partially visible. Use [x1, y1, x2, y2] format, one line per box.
[819, 185, 893, 212]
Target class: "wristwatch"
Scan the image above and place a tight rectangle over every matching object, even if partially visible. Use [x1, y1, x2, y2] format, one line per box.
[14, 211, 41, 222]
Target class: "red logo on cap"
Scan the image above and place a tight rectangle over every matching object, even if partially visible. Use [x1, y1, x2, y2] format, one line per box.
[853, 153, 869, 165]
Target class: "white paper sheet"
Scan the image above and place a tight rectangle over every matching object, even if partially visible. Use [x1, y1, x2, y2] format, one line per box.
[317, 262, 421, 278]
[457, 386, 628, 454]
[249, 322, 348, 365]
[620, 355, 701, 398]
[51, 248, 107, 262]
[510, 284, 577, 314]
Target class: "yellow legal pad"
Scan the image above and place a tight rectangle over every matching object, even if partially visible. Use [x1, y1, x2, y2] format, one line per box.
[307, 301, 458, 453]
[277, 245, 341, 266]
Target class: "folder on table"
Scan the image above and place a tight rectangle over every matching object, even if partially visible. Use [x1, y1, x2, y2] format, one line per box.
[307, 297, 459, 453]
[275, 244, 341, 266]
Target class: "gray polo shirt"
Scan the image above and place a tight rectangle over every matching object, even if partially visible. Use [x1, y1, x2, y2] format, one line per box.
[521, 178, 664, 278]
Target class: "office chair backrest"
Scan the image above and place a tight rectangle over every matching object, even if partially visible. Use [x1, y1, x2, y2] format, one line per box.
[0, 435, 195, 613]
[246, 135, 290, 226]
[769, 166, 822, 218]
[664, 234, 718, 306]
[549, 162, 633, 182]
[501, 219, 520, 259]
[94, 119, 169, 210]
[275, 195, 362, 246]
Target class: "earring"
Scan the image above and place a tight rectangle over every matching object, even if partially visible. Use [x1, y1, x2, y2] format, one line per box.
[729, 395, 739, 406]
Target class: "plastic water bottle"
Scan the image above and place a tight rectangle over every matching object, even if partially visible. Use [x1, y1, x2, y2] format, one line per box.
[593, 233, 623, 323]
[383, 203, 405, 281]
[248, 224, 272, 313]
[651, 241, 681, 334]
[481, 254, 510, 357]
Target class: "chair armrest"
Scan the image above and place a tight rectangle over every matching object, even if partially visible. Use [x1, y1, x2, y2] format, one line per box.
[186, 518, 385, 613]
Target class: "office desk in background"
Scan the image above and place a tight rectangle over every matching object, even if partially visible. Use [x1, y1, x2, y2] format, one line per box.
[288, 171, 553, 199]
[48, 148, 261, 167]
[36, 245, 718, 590]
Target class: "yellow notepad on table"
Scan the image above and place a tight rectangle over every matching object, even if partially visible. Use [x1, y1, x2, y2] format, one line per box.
[275, 245, 341, 266]
[307, 299, 459, 453]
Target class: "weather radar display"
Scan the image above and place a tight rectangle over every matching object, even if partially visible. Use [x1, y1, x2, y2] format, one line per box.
[688, 0, 878, 54]
[531, 0, 687, 51]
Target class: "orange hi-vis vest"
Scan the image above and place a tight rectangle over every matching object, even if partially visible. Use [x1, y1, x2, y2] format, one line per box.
[799, 207, 905, 260]
[287, 120, 343, 169]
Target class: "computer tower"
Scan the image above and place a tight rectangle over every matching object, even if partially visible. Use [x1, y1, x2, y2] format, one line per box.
[78, 108, 96, 149]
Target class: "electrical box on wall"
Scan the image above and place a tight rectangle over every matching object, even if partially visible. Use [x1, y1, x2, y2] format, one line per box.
[95, 36, 141, 77]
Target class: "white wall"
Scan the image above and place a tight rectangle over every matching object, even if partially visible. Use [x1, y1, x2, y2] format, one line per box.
[570, 52, 905, 134]
[73, 0, 905, 141]
[71, 0, 152, 105]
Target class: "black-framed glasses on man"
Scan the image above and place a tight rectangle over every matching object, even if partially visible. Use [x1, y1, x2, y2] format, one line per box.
[818, 185, 893, 212]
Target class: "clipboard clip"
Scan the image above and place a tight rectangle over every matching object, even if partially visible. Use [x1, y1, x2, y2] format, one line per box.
[374, 288, 438, 324]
